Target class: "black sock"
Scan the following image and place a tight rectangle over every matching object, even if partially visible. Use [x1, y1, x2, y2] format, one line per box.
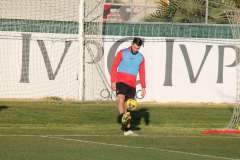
[117, 113, 124, 124]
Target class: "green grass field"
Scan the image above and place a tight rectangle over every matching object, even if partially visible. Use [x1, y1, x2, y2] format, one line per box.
[0, 100, 239, 160]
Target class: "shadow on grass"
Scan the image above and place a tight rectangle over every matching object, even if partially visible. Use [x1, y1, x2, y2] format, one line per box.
[130, 108, 150, 131]
[0, 105, 9, 112]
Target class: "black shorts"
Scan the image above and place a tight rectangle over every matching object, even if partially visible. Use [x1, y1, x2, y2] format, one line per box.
[116, 82, 136, 101]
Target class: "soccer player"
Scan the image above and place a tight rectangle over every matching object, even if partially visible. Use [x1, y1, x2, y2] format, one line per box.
[110, 37, 146, 136]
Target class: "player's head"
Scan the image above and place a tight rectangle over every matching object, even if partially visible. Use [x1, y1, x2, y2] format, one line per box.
[131, 37, 144, 54]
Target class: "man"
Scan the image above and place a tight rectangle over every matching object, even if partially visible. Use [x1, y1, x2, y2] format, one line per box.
[110, 37, 146, 136]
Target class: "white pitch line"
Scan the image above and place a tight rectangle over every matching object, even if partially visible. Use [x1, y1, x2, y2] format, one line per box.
[0, 134, 240, 139]
[41, 135, 240, 160]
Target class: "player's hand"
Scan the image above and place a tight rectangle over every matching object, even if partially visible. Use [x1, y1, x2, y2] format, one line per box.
[141, 88, 146, 98]
[111, 82, 116, 91]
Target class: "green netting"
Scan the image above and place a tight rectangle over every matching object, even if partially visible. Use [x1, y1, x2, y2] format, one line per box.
[0, 19, 78, 34]
[0, 19, 236, 39]
[103, 23, 234, 39]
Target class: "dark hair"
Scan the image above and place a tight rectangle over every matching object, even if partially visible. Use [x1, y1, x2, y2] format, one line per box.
[132, 37, 144, 46]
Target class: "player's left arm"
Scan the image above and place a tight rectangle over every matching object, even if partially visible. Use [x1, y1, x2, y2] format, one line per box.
[139, 56, 146, 97]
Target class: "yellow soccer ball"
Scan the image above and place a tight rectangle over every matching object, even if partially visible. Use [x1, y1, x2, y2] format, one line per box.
[125, 99, 138, 111]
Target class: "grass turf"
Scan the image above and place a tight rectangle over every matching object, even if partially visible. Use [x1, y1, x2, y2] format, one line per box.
[0, 100, 239, 160]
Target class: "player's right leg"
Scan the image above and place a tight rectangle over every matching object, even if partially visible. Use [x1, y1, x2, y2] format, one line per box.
[117, 94, 126, 114]
[115, 83, 132, 133]
[116, 82, 128, 119]
[116, 93, 131, 132]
